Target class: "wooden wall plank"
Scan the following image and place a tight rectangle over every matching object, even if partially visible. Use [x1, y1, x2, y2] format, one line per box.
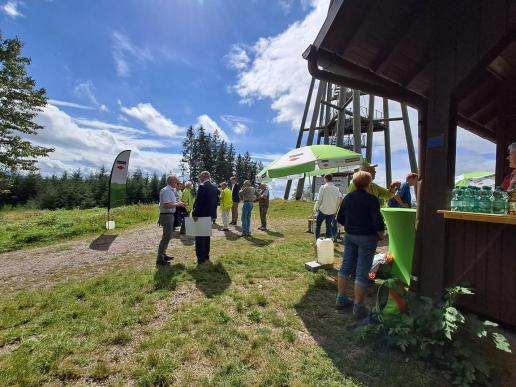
[486, 224, 503, 320]
[500, 226, 516, 324]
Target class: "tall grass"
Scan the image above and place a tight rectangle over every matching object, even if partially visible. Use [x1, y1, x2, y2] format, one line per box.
[0, 204, 158, 253]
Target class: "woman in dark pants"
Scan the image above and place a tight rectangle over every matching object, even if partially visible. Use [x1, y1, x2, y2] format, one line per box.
[335, 171, 385, 320]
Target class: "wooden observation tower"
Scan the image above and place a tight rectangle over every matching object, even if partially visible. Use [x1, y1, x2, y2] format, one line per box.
[284, 79, 418, 199]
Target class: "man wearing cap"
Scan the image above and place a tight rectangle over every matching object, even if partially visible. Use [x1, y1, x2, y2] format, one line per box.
[348, 161, 399, 206]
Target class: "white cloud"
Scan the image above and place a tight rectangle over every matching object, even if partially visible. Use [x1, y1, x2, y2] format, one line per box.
[121, 103, 183, 137]
[196, 114, 230, 141]
[226, 45, 250, 71]
[278, 0, 295, 14]
[1, 1, 23, 18]
[73, 81, 98, 106]
[230, 0, 330, 129]
[112, 31, 153, 77]
[251, 152, 282, 161]
[232, 122, 249, 134]
[72, 118, 145, 135]
[220, 114, 253, 135]
[32, 105, 183, 175]
[48, 99, 95, 110]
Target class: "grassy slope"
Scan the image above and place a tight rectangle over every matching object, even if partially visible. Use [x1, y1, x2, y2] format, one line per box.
[0, 201, 444, 386]
[0, 204, 158, 253]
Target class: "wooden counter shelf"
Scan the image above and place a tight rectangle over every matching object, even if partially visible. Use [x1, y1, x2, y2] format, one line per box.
[437, 210, 516, 327]
[437, 210, 516, 225]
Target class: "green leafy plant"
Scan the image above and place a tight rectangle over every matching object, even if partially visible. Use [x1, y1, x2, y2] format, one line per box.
[363, 286, 512, 387]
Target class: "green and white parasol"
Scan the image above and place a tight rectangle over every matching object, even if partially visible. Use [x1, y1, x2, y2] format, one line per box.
[455, 171, 495, 187]
[257, 145, 362, 181]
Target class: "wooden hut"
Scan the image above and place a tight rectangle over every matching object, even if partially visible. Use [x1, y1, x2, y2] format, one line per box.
[304, 0, 516, 326]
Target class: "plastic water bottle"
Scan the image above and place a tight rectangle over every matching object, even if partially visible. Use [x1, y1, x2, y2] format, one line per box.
[451, 188, 462, 211]
[478, 186, 492, 213]
[472, 187, 481, 212]
[491, 188, 507, 214]
[462, 187, 473, 212]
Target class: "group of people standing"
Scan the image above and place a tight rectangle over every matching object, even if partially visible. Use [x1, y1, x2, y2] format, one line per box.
[156, 172, 270, 267]
[313, 161, 418, 321]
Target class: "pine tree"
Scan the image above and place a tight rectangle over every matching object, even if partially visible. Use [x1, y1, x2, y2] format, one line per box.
[197, 126, 213, 175]
[227, 144, 236, 178]
[213, 141, 227, 183]
[235, 154, 244, 182]
[93, 166, 109, 207]
[0, 36, 53, 175]
[182, 126, 198, 183]
[149, 172, 160, 203]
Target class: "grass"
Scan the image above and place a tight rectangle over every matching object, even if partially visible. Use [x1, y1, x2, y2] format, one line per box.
[0, 200, 447, 386]
[0, 204, 158, 253]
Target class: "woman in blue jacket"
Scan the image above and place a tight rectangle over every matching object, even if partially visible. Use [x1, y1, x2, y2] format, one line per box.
[335, 171, 385, 320]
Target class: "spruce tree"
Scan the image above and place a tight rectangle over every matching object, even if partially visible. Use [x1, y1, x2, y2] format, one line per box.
[0, 36, 53, 176]
[149, 172, 160, 203]
[197, 126, 213, 176]
[227, 144, 236, 178]
[235, 154, 244, 182]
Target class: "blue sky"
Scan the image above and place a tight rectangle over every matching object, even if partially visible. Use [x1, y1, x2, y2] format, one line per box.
[1, 0, 496, 194]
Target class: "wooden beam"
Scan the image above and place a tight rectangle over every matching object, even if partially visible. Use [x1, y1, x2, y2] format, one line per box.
[284, 77, 316, 200]
[371, 2, 428, 73]
[401, 52, 430, 88]
[353, 90, 362, 152]
[304, 45, 426, 108]
[457, 113, 496, 142]
[413, 27, 458, 298]
[295, 80, 326, 199]
[366, 94, 375, 162]
[402, 103, 418, 173]
[383, 98, 392, 186]
[313, 0, 379, 56]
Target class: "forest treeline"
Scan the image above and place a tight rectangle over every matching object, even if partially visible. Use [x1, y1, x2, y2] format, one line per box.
[1, 126, 263, 210]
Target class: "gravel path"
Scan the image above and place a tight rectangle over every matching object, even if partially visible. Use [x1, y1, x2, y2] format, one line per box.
[0, 222, 239, 290]
[0, 218, 386, 291]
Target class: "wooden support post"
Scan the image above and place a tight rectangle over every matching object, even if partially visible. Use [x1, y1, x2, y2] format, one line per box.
[336, 87, 346, 148]
[383, 98, 392, 186]
[366, 94, 375, 162]
[412, 35, 457, 298]
[401, 103, 418, 172]
[324, 83, 332, 144]
[295, 80, 326, 200]
[284, 77, 315, 200]
[352, 89, 362, 153]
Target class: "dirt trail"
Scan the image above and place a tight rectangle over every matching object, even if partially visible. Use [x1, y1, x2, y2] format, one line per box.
[0, 223, 244, 290]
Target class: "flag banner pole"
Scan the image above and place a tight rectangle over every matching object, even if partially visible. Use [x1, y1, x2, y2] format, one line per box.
[106, 150, 131, 230]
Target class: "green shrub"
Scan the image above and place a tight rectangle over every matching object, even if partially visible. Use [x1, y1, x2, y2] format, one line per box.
[363, 286, 512, 387]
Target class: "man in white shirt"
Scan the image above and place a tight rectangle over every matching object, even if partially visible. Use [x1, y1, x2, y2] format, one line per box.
[157, 175, 185, 266]
[315, 174, 341, 239]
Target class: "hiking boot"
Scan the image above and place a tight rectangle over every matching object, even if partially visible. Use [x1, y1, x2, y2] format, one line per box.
[164, 255, 174, 261]
[353, 304, 370, 320]
[335, 298, 353, 311]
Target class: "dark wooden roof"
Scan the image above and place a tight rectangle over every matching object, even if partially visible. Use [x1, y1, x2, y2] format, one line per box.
[304, 0, 516, 142]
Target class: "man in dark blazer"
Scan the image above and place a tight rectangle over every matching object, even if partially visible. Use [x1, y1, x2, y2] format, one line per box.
[192, 171, 219, 265]
[229, 176, 240, 225]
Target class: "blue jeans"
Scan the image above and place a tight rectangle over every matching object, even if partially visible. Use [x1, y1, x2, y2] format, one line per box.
[315, 211, 336, 239]
[339, 233, 378, 287]
[241, 202, 253, 235]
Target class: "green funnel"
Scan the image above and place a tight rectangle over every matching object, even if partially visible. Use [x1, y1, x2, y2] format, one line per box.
[381, 208, 417, 285]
